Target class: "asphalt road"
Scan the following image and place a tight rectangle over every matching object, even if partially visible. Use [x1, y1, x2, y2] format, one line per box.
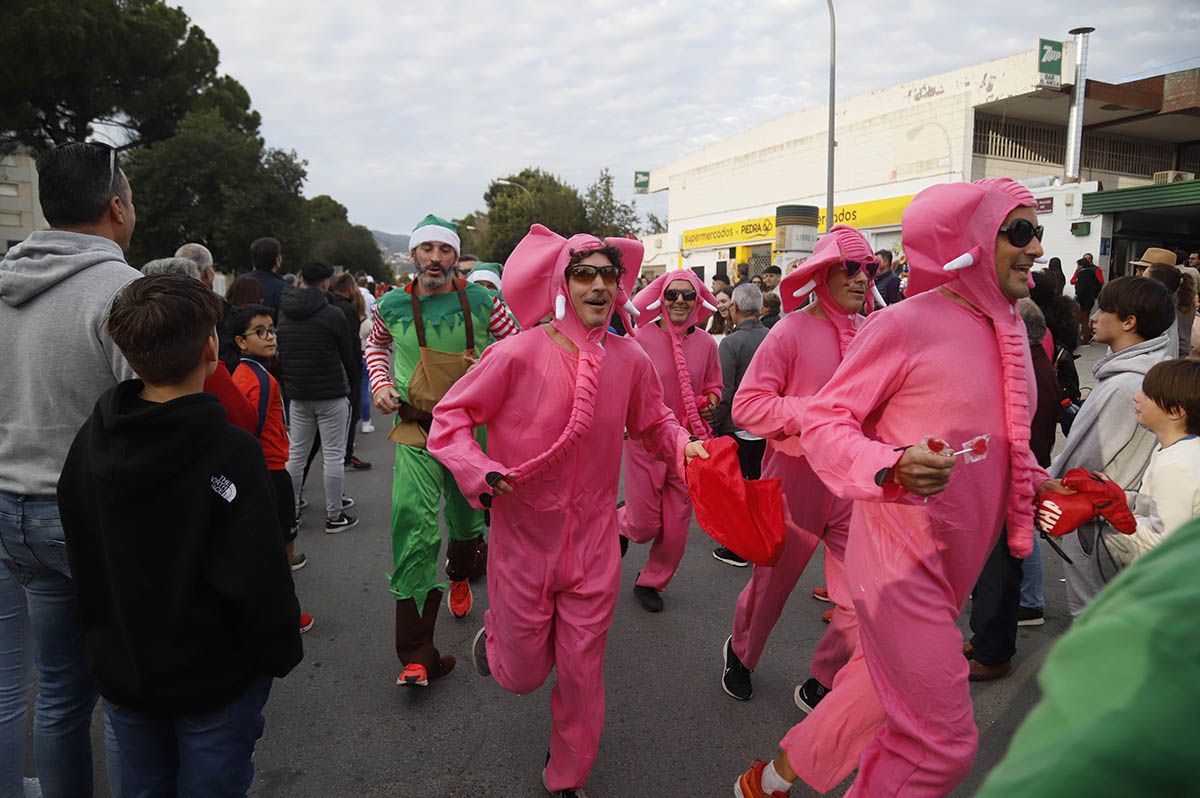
[52, 342, 1107, 797]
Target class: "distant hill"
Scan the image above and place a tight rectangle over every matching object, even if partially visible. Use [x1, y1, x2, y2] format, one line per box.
[371, 230, 410, 256]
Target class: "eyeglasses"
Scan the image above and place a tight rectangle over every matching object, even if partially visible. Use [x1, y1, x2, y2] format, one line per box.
[838, 258, 880, 279]
[566, 265, 624, 285]
[242, 326, 276, 340]
[998, 219, 1044, 248]
[663, 288, 697, 302]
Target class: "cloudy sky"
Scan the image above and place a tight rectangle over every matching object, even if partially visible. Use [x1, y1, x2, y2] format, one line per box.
[182, 0, 1198, 234]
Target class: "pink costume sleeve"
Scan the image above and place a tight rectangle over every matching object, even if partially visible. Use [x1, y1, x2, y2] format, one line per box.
[625, 353, 694, 480]
[801, 320, 910, 502]
[732, 328, 809, 440]
[426, 348, 513, 509]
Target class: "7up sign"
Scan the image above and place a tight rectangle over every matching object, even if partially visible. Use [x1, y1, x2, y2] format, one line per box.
[1037, 39, 1063, 89]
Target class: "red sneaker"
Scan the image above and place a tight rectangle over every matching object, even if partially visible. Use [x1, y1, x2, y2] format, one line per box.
[448, 579, 473, 619]
[811, 587, 830, 602]
[821, 608, 833, 624]
[397, 663, 429, 687]
[299, 612, 314, 634]
[735, 759, 791, 798]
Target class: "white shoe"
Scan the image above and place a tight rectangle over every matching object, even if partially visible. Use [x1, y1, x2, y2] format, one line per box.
[361, 421, 375, 433]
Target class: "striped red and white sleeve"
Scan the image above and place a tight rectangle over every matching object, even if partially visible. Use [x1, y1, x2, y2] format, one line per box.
[364, 307, 394, 397]
[488, 296, 519, 340]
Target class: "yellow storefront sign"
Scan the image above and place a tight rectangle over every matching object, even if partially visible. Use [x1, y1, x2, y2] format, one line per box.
[680, 195, 916, 249]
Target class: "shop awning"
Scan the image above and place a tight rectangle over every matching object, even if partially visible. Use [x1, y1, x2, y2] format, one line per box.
[1081, 181, 1200, 214]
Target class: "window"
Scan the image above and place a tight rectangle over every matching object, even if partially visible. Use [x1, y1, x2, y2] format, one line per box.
[0, 182, 19, 197]
[0, 212, 21, 227]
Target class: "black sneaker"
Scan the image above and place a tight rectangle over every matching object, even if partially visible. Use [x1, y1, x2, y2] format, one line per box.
[543, 768, 586, 797]
[324, 513, 358, 534]
[633, 584, 663, 613]
[713, 547, 749, 567]
[1017, 605, 1045, 627]
[298, 498, 308, 510]
[794, 677, 830, 714]
[340, 495, 356, 510]
[721, 635, 753, 701]
[471, 627, 490, 677]
[290, 552, 307, 572]
[346, 456, 372, 471]
[619, 534, 629, 558]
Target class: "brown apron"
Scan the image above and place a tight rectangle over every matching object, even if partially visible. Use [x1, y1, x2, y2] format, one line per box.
[388, 282, 477, 449]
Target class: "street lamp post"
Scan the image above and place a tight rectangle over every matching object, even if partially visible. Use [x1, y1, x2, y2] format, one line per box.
[825, 0, 836, 232]
[495, 178, 533, 199]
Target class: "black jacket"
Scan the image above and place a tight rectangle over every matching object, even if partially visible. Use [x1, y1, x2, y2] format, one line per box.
[277, 286, 354, 401]
[245, 268, 287, 311]
[328, 291, 363, 404]
[57, 381, 302, 715]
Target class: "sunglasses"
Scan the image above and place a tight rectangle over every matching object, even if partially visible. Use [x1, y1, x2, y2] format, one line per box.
[839, 258, 880, 279]
[242, 326, 277, 340]
[566, 265, 624, 285]
[663, 288, 697, 302]
[998, 219, 1044, 248]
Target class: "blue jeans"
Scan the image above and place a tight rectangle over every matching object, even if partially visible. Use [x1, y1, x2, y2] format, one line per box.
[1020, 536, 1046, 609]
[105, 677, 272, 798]
[0, 492, 117, 797]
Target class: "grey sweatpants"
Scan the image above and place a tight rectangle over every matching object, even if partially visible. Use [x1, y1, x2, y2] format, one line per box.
[286, 397, 350, 519]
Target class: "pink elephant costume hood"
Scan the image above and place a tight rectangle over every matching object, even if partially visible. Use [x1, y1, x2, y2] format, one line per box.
[779, 224, 877, 356]
[900, 177, 1041, 557]
[500, 224, 643, 485]
[632, 269, 720, 438]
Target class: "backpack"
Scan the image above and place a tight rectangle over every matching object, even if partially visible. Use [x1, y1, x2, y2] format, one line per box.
[238, 358, 272, 438]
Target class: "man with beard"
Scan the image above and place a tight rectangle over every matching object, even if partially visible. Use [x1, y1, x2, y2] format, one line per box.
[428, 225, 708, 797]
[365, 215, 517, 688]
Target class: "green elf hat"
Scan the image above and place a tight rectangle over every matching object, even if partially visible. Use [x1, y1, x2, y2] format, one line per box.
[409, 214, 460, 254]
[466, 262, 503, 290]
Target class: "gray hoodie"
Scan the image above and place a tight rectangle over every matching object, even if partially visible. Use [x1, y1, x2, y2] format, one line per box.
[1049, 331, 1172, 614]
[0, 230, 140, 496]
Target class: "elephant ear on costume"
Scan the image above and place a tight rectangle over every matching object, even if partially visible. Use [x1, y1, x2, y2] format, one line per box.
[501, 224, 570, 329]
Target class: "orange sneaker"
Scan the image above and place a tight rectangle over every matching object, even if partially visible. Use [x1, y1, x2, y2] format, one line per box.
[811, 587, 830, 602]
[397, 663, 429, 687]
[299, 611, 314, 634]
[735, 760, 791, 797]
[821, 608, 833, 623]
[448, 579, 472, 619]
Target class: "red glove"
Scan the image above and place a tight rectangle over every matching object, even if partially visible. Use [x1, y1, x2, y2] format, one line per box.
[1060, 468, 1136, 534]
[1036, 490, 1103, 537]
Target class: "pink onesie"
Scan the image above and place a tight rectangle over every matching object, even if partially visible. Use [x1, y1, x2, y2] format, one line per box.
[729, 225, 875, 681]
[427, 226, 692, 793]
[620, 270, 722, 592]
[780, 179, 1049, 796]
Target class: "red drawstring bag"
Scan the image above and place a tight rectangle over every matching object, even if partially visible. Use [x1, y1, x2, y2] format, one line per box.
[686, 436, 786, 566]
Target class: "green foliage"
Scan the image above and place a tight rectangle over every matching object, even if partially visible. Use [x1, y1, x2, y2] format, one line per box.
[302, 195, 388, 281]
[644, 212, 667, 235]
[583, 168, 640, 238]
[0, 0, 220, 151]
[481, 168, 587, 262]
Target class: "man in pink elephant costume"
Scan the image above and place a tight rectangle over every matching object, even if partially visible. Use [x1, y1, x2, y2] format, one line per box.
[427, 225, 708, 798]
[619, 268, 722, 612]
[720, 225, 877, 708]
[734, 178, 1069, 798]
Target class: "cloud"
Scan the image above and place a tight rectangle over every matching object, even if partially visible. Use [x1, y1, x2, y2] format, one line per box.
[181, 0, 1195, 232]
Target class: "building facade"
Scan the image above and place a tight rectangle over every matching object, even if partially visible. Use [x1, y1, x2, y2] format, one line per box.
[0, 151, 45, 255]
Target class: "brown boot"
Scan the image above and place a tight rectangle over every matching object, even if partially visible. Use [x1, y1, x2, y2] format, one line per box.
[394, 594, 456, 687]
[968, 659, 1013, 682]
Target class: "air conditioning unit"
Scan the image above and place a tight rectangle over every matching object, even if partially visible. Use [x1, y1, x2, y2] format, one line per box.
[1153, 170, 1196, 184]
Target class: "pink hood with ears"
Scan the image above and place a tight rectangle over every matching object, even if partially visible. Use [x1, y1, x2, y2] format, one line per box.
[499, 224, 644, 485]
[900, 177, 1042, 558]
[778, 224, 875, 356]
[632, 269, 720, 438]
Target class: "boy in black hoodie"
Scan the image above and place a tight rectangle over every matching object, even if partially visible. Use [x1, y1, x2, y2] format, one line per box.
[57, 275, 302, 796]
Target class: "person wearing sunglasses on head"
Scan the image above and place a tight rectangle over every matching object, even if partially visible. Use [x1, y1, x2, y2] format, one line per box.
[618, 270, 723, 613]
[0, 141, 140, 797]
[427, 225, 709, 798]
[719, 226, 876, 713]
[733, 179, 1071, 798]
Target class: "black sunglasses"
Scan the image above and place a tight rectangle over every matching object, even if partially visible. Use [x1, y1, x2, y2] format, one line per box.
[998, 218, 1044, 248]
[663, 288, 697, 302]
[840, 258, 880, 279]
[566, 265, 624, 285]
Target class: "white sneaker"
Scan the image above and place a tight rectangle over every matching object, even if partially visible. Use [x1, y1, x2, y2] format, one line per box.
[361, 421, 375, 433]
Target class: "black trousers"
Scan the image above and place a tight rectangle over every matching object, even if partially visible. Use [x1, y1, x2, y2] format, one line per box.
[731, 435, 766, 480]
[968, 533, 1023, 666]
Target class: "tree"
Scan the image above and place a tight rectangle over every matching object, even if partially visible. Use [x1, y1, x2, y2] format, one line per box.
[481, 168, 587, 263]
[303, 195, 388, 281]
[644, 212, 667, 235]
[123, 109, 308, 271]
[583, 168, 640, 238]
[0, 0, 221, 152]
[453, 211, 489, 259]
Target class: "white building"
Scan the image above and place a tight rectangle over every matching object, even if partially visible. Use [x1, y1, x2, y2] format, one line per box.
[0, 151, 45, 255]
[649, 41, 1200, 284]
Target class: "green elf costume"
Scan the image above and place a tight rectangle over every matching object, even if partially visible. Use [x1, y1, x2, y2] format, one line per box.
[364, 215, 519, 687]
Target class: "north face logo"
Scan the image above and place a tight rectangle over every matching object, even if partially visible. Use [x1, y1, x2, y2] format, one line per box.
[210, 474, 237, 503]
